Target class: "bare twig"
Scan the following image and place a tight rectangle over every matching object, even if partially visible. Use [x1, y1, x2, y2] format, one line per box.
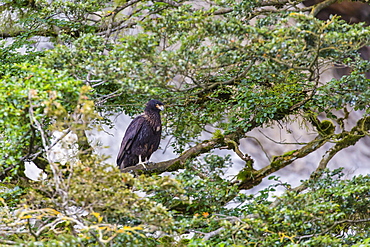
[27, 218, 38, 240]
[0, 239, 16, 245]
[202, 226, 226, 241]
[95, 90, 124, 106]
[257, 129, 308, 145]
[27, 129, 72, 163]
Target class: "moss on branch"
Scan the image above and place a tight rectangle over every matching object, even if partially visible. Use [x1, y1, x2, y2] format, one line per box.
[237, 135, 329, 190]
[309, 115, 335, 136]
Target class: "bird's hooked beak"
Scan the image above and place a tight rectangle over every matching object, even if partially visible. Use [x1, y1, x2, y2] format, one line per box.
[156, 104, 164, 111]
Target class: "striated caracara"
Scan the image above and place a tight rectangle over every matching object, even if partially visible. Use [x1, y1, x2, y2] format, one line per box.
[117, 99, 164, 169]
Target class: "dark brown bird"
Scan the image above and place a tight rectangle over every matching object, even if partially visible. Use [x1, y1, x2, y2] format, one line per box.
[117, 100, 164, 169]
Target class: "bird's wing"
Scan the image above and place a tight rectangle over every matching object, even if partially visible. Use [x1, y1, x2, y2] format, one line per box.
[116, 115, 145, 166]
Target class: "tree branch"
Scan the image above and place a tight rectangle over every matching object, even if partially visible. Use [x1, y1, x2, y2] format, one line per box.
[310, 0, 338, 17]
[122, 126, 329, 191]
[319, 116, 370, 169]
[201, 226, 226, 241]
[120, 136, 226, 173]
[237, 134, 330, 190]
[291, 116, 370, 194]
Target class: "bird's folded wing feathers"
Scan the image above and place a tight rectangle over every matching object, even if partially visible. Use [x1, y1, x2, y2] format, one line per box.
[116, 115, 145, 165]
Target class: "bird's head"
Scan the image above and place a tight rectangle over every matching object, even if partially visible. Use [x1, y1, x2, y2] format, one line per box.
[146, 99, 164, 112]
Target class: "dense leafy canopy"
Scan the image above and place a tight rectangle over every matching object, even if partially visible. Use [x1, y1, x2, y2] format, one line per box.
[1, 0, 370, 246]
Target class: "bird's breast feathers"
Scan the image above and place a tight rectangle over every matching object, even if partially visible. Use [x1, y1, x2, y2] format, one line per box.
[143, 114, 161, 132]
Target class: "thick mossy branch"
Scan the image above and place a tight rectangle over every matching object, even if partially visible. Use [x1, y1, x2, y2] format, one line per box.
[120, 128, 247, 174]
[120, 137, 226, 174]
[237, 116, 370, 191]
[310, 0, 338, 17]
[295, 116, 370, 193]
[309, 115, 335, 136]
[237, 134, 329, 190]
[318, 116, 370, 171]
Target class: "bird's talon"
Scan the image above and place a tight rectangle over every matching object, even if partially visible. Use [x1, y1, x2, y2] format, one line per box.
[141, 163, 147, 170]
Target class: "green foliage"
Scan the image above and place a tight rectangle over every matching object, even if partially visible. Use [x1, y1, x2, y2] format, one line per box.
[185, 169, 370, 246]
[317, 72, 370, 114]
[6, 1, 367, 148]
[0, 64, 83, 180]
[152, 154, 239, 215]
[0, 92, 178, 245]
[0, 184, 26, 208]
[1, 0, 370, 246]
